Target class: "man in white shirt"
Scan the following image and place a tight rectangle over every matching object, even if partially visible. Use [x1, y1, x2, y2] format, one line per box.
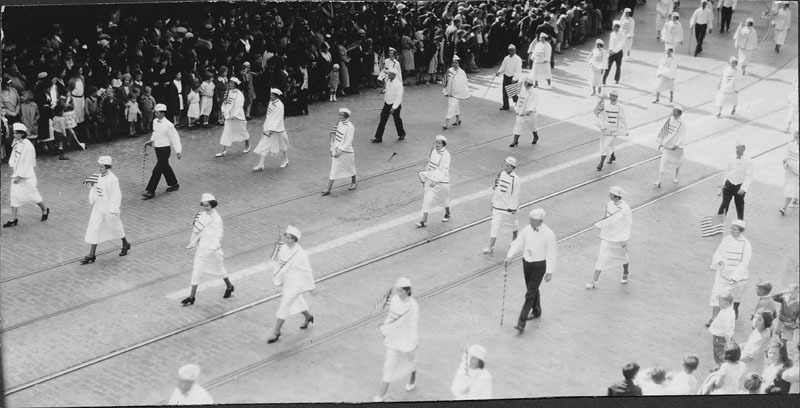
[484, 157, 521, 254]
[603, 21, 625, 85]
[167, 364, 214, 405]
[495, 44, 522, 110]
[718, 0, 737, 33]
[143, 104, 182, 200]
[717, 141, 753, 220]
[586, 186, 633, 289]
[371, 69, 405, 143]
[690, 0, 714, 57]
[503, 208, 557, 334]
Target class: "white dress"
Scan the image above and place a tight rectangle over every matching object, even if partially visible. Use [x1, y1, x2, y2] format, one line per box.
[531, 41, 552, 83]
[380, 294, 419, 382]
[272, 243, 315, 319]
[419, 148, 451, 213]
[715, 66, 740, 108]
[734, 26, 758, 67]
[254, 99, 288, 155]
[188, 209, 229, 285]
[329, 119, 356, 179]
[653, 55, 677, 92]
[587, 48, 607, 87]
[219, 89, 249, 146]
[512, 87, 539, 135]
[8, 138, 43, 207]
[594, 199, 633, 270]
[596, 101, 627, 155]
[186, 91, 200, 119]
[84, 171, 126, 244]
[490, 171, 520, 237]
[708, 234, 752, 306]
[656, 116, 686, 171]
[783, 141, 799, 199]
[199, 81, 215, 116]
[656, 0, 675, 33]
[620, 16, 635, 54]
[443, 67, 469, 119]
[167, 384, 214, 405]
[773, 8, 792, 46]
[661, 20, 684, 51]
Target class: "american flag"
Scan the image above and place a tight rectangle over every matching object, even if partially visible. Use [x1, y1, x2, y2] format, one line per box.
[83, 173, 99, 186]
[593, 96, 605, 117]
[656, 118, 671, 144]
[700, 214, 725, 237]
[504, 82, 522, 98]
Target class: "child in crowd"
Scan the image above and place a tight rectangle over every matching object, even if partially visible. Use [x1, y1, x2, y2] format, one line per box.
[51, 103, 69, 160]
[638, 367, 670, 395]
[755, 281, 777, 318]
[199, 72, 215, 126]
[85, 86, 99, 141]
[139, 86, 155, 132]
[772, 283, 799, 344]
[19, 91, 39, 140]
[63, 102, 85, 150]
[708, 293, 736, 366]
[414, 40, 427, 85]
[187, 82, 200, 127]
[101, 89, 123, 140]
[125, 92, 141, 136]
[327, 64, 340, 102]
[666, 354, 699, 395]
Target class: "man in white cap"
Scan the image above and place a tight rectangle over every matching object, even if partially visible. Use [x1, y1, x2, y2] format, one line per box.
[594, 90, 628, 171]
[322, 108, 357, 195]
[509, 76, 540, 147]
[661, 12, 684, 52]
[503, 208, 557, 333]
[586, 186, 632, 289]
[416, 135, 451, 227]
[451, 344, 493, 399]
[620, 8, 636, 58]
[442, 55, 469, 130]
[167, 364, 214, 405]
[81, 156, 131, 264]
[216, 77, 251, 157]
[371, 69, 406, 143]
[734, 17, 758, 75]
[253, 88, 289, 169]
[772, 2, 791, 53]
[690, 0, 714, 57]
[484, 157, 521, 254]
[706, 219, 751, 326]
[717, 141, 753, 220]
[715, 57, 741, 117]
[268, 225, 315, 344]
[374, 277, 419, 402]
[143, 104, 182, 200]
[655, 0, 675, 40]
[181, 193, 235, 306]
[495, 44, 522, 110]
[603, 21, 624, 85]
[3, 123, 49, 228]
[654, 105, 687, 187]
[718, 0, 737, 34]
[587, 39, 608, 96]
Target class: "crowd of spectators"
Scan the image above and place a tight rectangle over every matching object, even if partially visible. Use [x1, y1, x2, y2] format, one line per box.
[0, 0, 638, 160]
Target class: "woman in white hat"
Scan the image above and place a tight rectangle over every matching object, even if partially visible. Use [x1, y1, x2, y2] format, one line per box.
[652, 47, 677, 104]
[734, 18, 758, 75]
[167, 364, 214, 405]
[374, 277, 419, 402]
[322, 107, 357, 195]
[595, 90, 627, 170]
[715, 57, 741, 117]
[772, 2, 792, 53]
[620, 8, 635, 58]
[780, 131, 799, 215]
[656, 0, 675, 40]
[587, 39, 608, 96]
[451, 344, 493, 399]
[442, 55, 469, 130]
[181, 193, 235, 306]
[3, 123, 49, 228]
[530, 33, 552, 88]
[267, 225, 315, 343]
[216, 77, 250, 157]
[706, 219, 751, 326]
[654, 105, 687, 187]
[509, 77, 540, 147]
[586, 186, 632, 289]
[484, 156, 521, 254]
[81, 156, 131, 264]
[253, 88, 289, 170]
[416, 135, 452, 227]
[661, 12, 684, 51]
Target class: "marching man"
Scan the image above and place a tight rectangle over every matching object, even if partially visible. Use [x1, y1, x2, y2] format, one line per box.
[450, 344, 493, 400]
[509, 77, 540, 147]
[216, 77, 251, 157]
[322, 108, 357, 195]
[654, 105, 688, 187]
[483, 157, 521, 254]
[415, 135, 451, 228]
[3, 123, 49, 228]
[253, 88, 290, 170]
[80, 156, 131, 265]
[442, 55, 469, 130]
[374, 277, 419, 402]
[143, 104, 182, 200]
[620, 8, 636, 58]
[496, 44, 523, 111]
[586, 186, 633, 289]
[734, 18, 758, 75]
[594, 90, 628, 171]
[661, 12, 684, 52]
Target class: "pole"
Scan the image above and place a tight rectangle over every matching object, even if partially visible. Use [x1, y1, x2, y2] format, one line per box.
[140, 145, 149, 193]
[500, 267, 508, 326]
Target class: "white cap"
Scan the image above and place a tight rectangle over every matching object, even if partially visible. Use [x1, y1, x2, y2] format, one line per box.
[243, 61, 250, 67]
[613, 20, 620, 26]
[285, 225, 301, 240]
[332, 63, 340, 70]
[388, 47, 397, 53]
[230, 77, 241, 85]
[507, 44, 516, 49]
[529, 208, 546, 219]
[672, 104, 684, 112]
[672, 11, 680, 17]
[201, 193, 216, 202]
[623, 7, 631, 13]
[270, 88, 282, 95]
[338, 107, 352, 116]
[595, 39, 604, 45]
[736, 140, 745, 147]
[505, 156, 517, 167]
[731, 219, 746, 229]
[178, 364, 200, 381]
[154, 103, 167, 111]
[396, 277, 412, 288]
[468, 344, 487, 361]
[97, 156, 112, 166]
[609, 186, 625, 197]
[729, 56, 738, 64]
[435, 135, 447, 143]
[746, 17, 754, 24]
[12, 123, 28, 133]
[609, 89, 619, 96]
[452, 55, 461, 62]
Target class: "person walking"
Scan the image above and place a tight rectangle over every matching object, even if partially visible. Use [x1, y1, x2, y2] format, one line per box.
[267, 226, 316, 344]
[734, 18, 758, 75]
[654, 105, 687, 187]
[603, 21, 625, 85]
[587, 39, 608, 96]
[216, 78, 251, 157]
[620, 8, 636, 58]
[374, 277, 419, 402]
[656, 0, 675, 40]
[371, 69, 406, 143]
[442, 56, 469, 130]
[142, 104, 182, 200]
[483, 157, 521, 254]
[503, 208, 557, 333]
[586, 186, 632, 289]
[717, 141, 753, 220]
[780, 131, 799, 215]
[715, 57, 741, 117]
[661, 12, 685, 52]
[322, 108, 357, 195]
[80, 156, 131, 264]
[690, 1, 714, 57]
[718, 0, 737, 33]
[415, 135, 451, 228]
[594, 90, 628, 171]
[167, 364, 214, 405]
[495, 44, 523, 111]
[181, 193, 235, 306]
[253, 89, 289, 170]
[652, 48, 677, 104]
[508, 77, 540, 147]
[786, 79, 798, 132]
[705, 219, 752, 326]
[450, 344, 493, 399]
[3, 123, 49, 228]
[772, 2, 792, 53]
[530, 34, 553, 89]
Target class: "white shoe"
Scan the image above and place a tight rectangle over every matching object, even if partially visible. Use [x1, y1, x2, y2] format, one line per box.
[621, 277, 629, 284]
[373, 395, 386, 402]
[280, 160, 289, 168]
[215, 152, 226, 157]
[585, 282, 596, 290]
[673, 179, 679, 183]
[79, 142, 87, 150]
[243, 148, 250, 153]
[482, 247, 494, 254]
[405, 382, 416, 391]
[442, 215, 451, 222]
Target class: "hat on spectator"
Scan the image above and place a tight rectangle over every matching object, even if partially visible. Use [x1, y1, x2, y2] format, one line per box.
[507, 44, 516, 49]
[332, 63, 340, 70]
[230, 77, 241, 85]
[339, 108, 351, 116]
[396, 4, 406, 11]
[609, 186, 625, 197]
[176, 27, 188, 34]
[452, 55, 461, 62]
[37, 72, 48, 79]
[97, 156, 113, 166]
[388, 46, 397, 53]
[529, 208, 546, 219]
[111, 78, 122, 88]
[270, 88, 282, 95]
[505, 156, 517, 167]
[154, 103, 167, 111]
[178, 364, 200, 381]
[98, 33, 111, 40]
[98, 39, 110, 48]
[12, 123, 28, 134]
[184, 32, 194, 39]
[613, 20, 621, 26]
[243, 61, 250, 67]
[204, 23, 214, 31]
[201, 193, 216, 203]
[285, 225, 301, 240]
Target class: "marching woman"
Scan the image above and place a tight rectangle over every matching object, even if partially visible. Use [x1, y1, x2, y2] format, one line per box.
[216, 77, 250, 158]
[734, 18, 758, 75]
[374, 277, 419, 402]
[653, 48, 677, 104]
[4, 123, 49, 228]
[705, 219, 752, 326]
[268, 226, 315, 344]
[450, 344, 493, 400]
[772, 2, 792, 54]
[661, 12, 684, 52]
[586, 186, 633, 289]
[715, 57, 741, 117]
[442, 55, 469, 130]
[779, 131, 799, 215]
[530, 33, 552, 88]
[181, 193, 235, 306]
[587, 39, 608, 96]
[253, 88, 290, 170]
[654, 105, 687, 187]
[322, 108, 357, 195]
[594, 90, 628, 171]
[81, 156, 131, 264]
[415, 135, 451, 228]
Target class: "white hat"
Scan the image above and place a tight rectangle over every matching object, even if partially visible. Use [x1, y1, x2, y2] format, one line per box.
[12, 123, 28, 133]
[609, 186, 625, 197]
[339, 107, 352, 116]
[623, 7, 631, 13]
[672, 104, 684, 112]
[178, 364, 200, 381]
[435, 134, 447, 143]
[736, 140, 746, 147]
[396, 277, 411, 288]
[243, 61, 250, 67]
[230, 77, 242, 85]
[746, 17, 754, 24]
[523, 75, 535, 85]
[609, 89, 619, 96]
[201, 193, 216, 202]
[154, 103, 167, 111]
[184, 32, 194, 39]
[595, 39, 604, 45]
[672, 11, 680, 17]
[111, 78, 122, 88]
[529, 208, 546, 219]
[731, 219, 746, 229]
[613, 20, 621, 26]
[97, 156, 112, 166]
[396, 4, 406, 10]
[452, 55, 461, 62]
[285, 225, 301, 240]
[270, 88, 282, 95]
[332, 63, 340, 70]
[37, 71, 48, 79]
[388, 46, 397, 53]
[468, 344, 487, 361]
[505, 156, 517, 167]
[729, 56, 739, 64]
[507, 44, 516, 49]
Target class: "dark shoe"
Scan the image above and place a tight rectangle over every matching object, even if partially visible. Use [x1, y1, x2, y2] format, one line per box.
[526, 313, 541, 321]
[608, 153, 616, 164]
[223, 285, 235, 299]
[509, 141, 518, 147]
[532, 133, 539, 144]
[166, 185, 180, 192]
[181, 297, 195, 306]
[59, 155, 70, 160]
[300, 315, 314, 329]
[142, 192, 155, 200]
[499, 107, 509, 110]
[370, 139, 383, 143]
[267, 332, 281, 343]
[3, 219, 19, 228]
[80, 255, 96, 265]
[41, 208, 50, 221]
[513, 325, 525, 334]
[119, 243, 131, 257]
[321, 191, 331, 196]
[398, 135, 406, 141]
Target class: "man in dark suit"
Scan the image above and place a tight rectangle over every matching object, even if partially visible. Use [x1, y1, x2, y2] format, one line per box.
[607, 362, 643, 396]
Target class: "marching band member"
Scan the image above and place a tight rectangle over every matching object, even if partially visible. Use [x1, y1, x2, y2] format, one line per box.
[415, 135, 451, 228]
[654, 105, 688, 187]
[268, 226, 316, 344]
[594, 90, 628, 171]
[322, 108, 357, 195]
[253, 88, 290, 170]
[3, 123, 49, 228]
[80, 156, 131, 265]
[484, 157, 521, 254]
[374, 277, 419, 402]
[586, 186, 633, 289]
[508, 77, 540, 147]
[442, 55, 469, 130]
[216, 77, 250, 157]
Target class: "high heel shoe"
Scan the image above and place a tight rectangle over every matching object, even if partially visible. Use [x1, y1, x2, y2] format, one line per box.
[41, 208, 50, 221]
[119, 243, 131, 257]
[80, 255, 96, 265]
[509, 141, 518, 147]
[181, 297, 196, 306]
[267, 332, 281, 343]
[300, 315, 315, 329]
[223, 285, 235, 299]
[3, 219, 19, 228]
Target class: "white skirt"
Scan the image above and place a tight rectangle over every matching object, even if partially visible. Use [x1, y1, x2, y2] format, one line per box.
[219, 119, 250, 146]
[599, 132, 617, 155]
[512, 113, 538, 135]
[422, 182, 450, 212]
[254, 131, 289, 156]
[191, 248, 229, 285]
[709, 271, 748, 306]
[84, 210, 126, 244]
[72, 96, 86, 123]
[276, 291, 309, 319]
[659, 148, 684, 171]
[490, 209, 518, 237]
[200, 96, 214, 116]
[532, 62, 551, 82]
[446, 97, 460, 119]
[775, 29, 788, 46]
[623, 37, 634, 53]
[330, 152, 356, 179]
[715, 90, 738, 108]
[383, 347, 417, 382]
[738, 49, 754, 66]
[784, 168, 799, 199]
[589, 69, 603, 87]
[594, 240, 629, 270]
[653, 76, 675, 92]
[187, 103, 200, 119]
[9, 176, 43, 207]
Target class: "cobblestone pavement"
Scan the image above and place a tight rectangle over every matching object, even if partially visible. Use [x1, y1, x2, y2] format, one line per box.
[2, 1, 798, 406]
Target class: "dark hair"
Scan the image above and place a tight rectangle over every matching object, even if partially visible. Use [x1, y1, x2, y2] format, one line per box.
[765, 384, 785, 394]
[648, 368, 667, 384]
[682, 354, 700, 372]
[475, 359, 485, 369]
[401, 286, 411, 296]
[207, 200, 218, 208]
[742, 373, 762, 393]
[622, 363, 640, 380]
[756, 308, 774, 329]
[723, 343, 742, 363]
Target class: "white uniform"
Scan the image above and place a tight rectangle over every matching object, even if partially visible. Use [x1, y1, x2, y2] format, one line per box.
[715, 66, 740, 108]
[419, 148, 451, 212]
[656, 0, 675, 33]
[661, 20, 684, 51]
[653, 54, 677, 92]
[596, 100, 627, 155]
[167, 384, 214, 405]
[709, 234, 752, 306]
[187, 209, 229, 286]
[329, 119, 356, 179]
[443, 67, 469, 120]
[587, 48, 608, 87]
[490, 170, 520, 238]
[773, 8, 792, 46]
[380, 294, 419, 382]
[784, 140, 799, 199]
[84, 171, 126, 244]
[219, 89, 249, 146]
[594, 199, 632, 270]
[8, 138, 43, 207]
[273, 243, 315, 319]
[199, 81, 215, 116]
[734, 25, 758, 67]
[530, 41, 552, 83]
[254, 98, 288, 155]
[512, 86, 539, 135]
[619, 16, 635, 54]
[656, 116, 687, 171]
[378, 58, 403, 82]
[788, 79, 799, 129]
[451, 356, 493, 399]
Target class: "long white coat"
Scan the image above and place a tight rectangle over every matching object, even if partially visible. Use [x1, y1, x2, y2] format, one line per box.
[84, 171, 125, 244]
[8, 138, 43, 207]
[187, 209, 228, 285]
[273, 243, 315, 319]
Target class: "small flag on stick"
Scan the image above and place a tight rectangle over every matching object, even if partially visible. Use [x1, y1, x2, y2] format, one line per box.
[504, 82, 522, 99]
[700, 214, 725, 237]
[592, 96, 605, 117]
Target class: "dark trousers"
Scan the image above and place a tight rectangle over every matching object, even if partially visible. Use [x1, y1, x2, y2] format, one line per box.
[501, 75, 518, 109]
[373, 103, 405, 141]
[694, 24, 707, 55]
[146, 146, 178, 193]
[720, 7, 733, 32]
[603, 51, 623, 84]
[517, 260, 547, 328]
[718, 180, 745, 220]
